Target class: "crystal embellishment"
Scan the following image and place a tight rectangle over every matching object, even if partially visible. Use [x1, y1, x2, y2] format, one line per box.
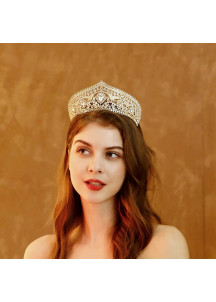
[68, 81, 141, 126]
[94, 92, 109, 105]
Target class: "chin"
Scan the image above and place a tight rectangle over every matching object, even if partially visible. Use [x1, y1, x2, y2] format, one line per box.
[81, 195, 109, 204]
[80, 191, 115, 205]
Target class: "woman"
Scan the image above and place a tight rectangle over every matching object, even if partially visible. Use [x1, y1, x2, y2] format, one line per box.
[24, 81, 189, 259]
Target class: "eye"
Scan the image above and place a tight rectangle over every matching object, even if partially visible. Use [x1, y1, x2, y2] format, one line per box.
[106, 151, 120, 158]
[76, 147, 90, 155]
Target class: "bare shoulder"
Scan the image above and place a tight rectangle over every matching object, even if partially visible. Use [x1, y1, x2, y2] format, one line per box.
[138, 224, 190, 259]
[24, 234, 56, 259]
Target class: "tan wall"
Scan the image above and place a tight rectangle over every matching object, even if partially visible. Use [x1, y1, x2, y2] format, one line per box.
[0, 43, 215, 259]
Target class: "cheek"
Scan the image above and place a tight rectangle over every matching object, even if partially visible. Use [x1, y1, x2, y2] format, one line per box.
[113, 162, 126, 182]
[69, 157, 84, 180]
[69, 154, 84, 169]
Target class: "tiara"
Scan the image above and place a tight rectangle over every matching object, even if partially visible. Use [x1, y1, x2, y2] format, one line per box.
[68, 81, 141, 126]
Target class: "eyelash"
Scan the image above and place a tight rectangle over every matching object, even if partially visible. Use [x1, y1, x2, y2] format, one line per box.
[76, 147, 120, 158]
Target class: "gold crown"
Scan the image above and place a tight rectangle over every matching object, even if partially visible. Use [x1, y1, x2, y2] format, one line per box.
[68, 81, 141, 126]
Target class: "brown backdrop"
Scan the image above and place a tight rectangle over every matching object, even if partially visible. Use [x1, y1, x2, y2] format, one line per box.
[0, 43, 215, 259]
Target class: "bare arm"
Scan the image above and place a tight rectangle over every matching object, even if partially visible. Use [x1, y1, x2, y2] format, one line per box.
[160, 226, 190, 259]
[24, 234, 56, 259]
[138, 225, 190, 259]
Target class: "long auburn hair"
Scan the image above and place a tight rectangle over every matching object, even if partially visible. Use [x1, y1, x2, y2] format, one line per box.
[52, 110, 162, 258]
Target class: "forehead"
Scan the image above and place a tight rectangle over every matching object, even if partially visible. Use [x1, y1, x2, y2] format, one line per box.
[73, 122, 123, 146]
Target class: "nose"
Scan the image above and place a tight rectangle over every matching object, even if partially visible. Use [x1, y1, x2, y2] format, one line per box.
[88, 155, 104, 173]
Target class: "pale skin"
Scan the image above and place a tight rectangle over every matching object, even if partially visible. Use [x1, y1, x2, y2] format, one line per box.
[24, 122, 190, 259]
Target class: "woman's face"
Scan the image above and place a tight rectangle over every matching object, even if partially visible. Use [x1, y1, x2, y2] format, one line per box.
[68, 122, 126, 205]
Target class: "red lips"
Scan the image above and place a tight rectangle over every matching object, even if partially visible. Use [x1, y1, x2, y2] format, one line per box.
[84, 179, 106, 185]
[84, 179, 106, 191]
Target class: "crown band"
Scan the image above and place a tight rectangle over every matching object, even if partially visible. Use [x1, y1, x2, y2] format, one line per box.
[68, 81, 141, 126]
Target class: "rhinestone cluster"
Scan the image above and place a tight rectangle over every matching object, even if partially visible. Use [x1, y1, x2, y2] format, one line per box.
[68, 81, 142, 126]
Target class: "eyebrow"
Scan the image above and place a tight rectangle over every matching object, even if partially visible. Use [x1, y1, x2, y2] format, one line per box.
[73, 139, 124, 151]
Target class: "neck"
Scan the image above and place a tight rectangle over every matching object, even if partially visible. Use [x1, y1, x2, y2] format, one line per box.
[80, 197, 117, 248]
